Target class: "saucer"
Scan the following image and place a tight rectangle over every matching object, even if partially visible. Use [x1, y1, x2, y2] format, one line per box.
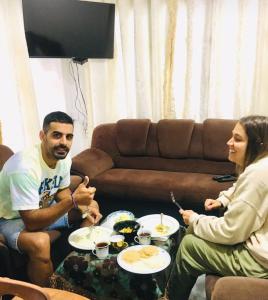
[111, 241, 128, 253]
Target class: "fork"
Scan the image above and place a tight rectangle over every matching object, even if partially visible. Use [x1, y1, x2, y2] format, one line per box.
[170, 191, 183, 210]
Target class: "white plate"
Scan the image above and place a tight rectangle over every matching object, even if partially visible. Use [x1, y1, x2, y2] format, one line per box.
[117, 245, 171, 274]
[136, 214, 180, 238]
[68, 226, 113, 250]
[101, 210, 135, 229]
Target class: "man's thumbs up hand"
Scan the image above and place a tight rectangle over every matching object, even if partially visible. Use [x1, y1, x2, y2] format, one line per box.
[73, 176, 96, 206]
[82, 176, 89, 187]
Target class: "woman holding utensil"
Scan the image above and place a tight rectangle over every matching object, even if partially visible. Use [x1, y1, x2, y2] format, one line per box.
[165, 115, 268, 300]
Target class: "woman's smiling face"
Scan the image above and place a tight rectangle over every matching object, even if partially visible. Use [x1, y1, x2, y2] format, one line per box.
[227, 122, 248, 166]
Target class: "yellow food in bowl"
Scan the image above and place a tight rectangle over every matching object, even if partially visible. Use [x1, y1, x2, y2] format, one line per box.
[119, 227, 133, 233]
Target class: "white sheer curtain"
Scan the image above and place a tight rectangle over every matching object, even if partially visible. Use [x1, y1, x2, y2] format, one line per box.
[172, 0, 263, 121]
[0, 0, 39, 150]
[1, 0, 268, 154]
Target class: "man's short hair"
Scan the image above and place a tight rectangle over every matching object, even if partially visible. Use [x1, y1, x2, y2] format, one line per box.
[43, 111, 73, 132]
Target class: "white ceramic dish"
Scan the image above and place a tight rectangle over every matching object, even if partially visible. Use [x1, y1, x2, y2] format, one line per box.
[101, 210, 135, 229]
[117, 245, 171, 274]
[68, 226, 113, 250]
[136, 214, 180, 238]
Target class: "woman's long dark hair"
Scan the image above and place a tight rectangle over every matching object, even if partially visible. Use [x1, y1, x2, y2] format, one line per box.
[239, 115, 268, 172]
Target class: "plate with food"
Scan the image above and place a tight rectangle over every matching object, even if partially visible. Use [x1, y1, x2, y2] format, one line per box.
[136, 214, 180, 238]
[68, 226, 113, 250]
[117, 245, 171, 274]
[101, 210, 135, 229]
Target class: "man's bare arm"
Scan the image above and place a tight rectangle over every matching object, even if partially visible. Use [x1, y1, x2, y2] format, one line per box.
[20, 194, 73, 231]
[20, 176, 93, 231]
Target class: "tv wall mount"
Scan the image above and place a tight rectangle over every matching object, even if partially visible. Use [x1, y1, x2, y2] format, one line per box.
[72, 57, 88, 65]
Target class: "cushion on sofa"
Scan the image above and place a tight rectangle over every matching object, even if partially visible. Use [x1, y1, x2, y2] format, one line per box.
[92, 124, 119, 159]
[203, 119, 237, 161]
[157, 119, 195, 158]
[116, 119, 151, 156]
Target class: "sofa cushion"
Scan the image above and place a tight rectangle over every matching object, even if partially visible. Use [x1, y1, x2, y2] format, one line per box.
[116, 119, 151, 156]
[157, 119, 195, 158]
[203, 119, 237, 161]
[91, 169, 233, 211]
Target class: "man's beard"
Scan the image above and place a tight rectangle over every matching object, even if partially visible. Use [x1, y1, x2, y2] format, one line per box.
[52, 145, 70, 159]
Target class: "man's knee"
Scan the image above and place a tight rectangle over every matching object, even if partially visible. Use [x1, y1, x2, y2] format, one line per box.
[18, 232, 51, 261]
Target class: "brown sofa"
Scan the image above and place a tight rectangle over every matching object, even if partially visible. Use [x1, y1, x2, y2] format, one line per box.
[71, 118, 237, 218]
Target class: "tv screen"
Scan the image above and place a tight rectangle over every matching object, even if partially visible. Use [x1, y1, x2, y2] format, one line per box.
[22, 0, 115, 59]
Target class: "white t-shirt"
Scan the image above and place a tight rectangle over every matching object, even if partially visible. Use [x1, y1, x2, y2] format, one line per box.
[0, 144, 71, 219]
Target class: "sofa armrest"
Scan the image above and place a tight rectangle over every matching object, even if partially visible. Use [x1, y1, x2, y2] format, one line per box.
[71, 148, 114, 179]
[210, 276, 268, 300]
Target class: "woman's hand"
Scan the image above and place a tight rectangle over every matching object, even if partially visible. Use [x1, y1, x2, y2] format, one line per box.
[204, 199, 222, 211]
[180, 209, 195, 225]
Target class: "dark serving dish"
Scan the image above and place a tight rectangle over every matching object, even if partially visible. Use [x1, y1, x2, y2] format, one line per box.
[113, 220, 140, 243]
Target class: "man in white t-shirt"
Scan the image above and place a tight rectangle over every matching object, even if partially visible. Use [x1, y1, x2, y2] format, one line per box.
[0, 111, 102, 286]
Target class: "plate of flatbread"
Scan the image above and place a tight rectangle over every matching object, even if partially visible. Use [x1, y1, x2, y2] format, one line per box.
[68, 226, 113, 250]
[136, 214, 180, 238]
[117, 245, 171, 274]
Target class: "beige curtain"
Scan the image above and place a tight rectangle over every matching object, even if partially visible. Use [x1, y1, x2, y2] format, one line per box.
[0, 121, 2, 144]
[79, 0, 268, 127]
[251, 0, 268, 113]
[2, 0, 268, 152]
[0, 0, 39, 150]
[163, 0, 178, 119]
[172, 0, 268, 121]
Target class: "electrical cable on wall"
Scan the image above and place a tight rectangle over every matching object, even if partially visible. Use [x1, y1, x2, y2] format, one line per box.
[69, 59, 88, 134]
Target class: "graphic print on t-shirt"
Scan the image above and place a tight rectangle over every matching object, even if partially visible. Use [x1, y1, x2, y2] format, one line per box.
[39, 175, 63, 208]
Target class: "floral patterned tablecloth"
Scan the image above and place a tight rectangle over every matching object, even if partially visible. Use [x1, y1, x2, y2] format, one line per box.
[49, 238, 177, 300]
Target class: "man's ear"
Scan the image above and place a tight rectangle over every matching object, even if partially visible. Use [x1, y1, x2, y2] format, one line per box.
[39, 130, 45, 141]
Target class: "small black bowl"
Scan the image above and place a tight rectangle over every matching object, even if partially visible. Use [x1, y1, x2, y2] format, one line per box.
[113, 220, 140, 243]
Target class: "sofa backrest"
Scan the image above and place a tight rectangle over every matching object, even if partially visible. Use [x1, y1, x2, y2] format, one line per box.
[91, 118, 237, 174]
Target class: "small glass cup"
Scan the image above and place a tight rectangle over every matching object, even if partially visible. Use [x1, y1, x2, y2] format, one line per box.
[92, 241, 109, 259]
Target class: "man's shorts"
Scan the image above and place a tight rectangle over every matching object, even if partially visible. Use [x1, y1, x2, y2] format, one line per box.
[0, 213, 70, 252]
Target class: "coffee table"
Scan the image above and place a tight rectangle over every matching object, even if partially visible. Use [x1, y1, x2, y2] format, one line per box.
[49, 237, 178, 300]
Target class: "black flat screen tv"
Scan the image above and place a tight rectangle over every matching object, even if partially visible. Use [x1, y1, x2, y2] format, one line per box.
[22, 0, 115, 60]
